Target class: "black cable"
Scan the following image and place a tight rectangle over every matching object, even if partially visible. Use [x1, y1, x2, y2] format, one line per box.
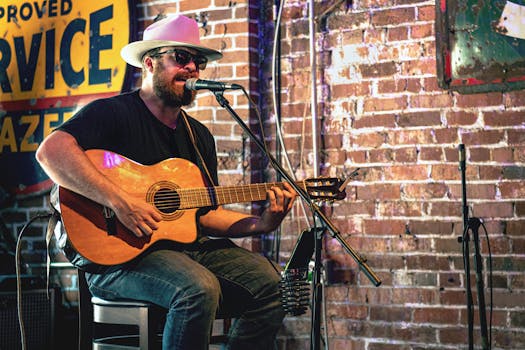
[480, 220, 493, 348]
[15, 213, 52, 350]
[462, 223, 474, 349]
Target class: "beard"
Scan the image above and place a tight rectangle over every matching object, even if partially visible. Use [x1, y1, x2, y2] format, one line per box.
[152, 63, 197, 107]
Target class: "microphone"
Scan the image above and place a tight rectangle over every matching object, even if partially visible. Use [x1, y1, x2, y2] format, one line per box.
[185, 78, 243, 91]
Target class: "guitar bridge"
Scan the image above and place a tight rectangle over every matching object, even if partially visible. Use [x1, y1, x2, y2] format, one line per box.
[102, 206, 117, 236]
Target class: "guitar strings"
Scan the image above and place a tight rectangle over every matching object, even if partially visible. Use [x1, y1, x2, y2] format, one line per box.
[149, 181, 307, 209]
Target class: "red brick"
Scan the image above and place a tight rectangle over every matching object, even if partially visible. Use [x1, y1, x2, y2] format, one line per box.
[327, 304, 368, 319]
[419, 147, 444, 161]
[332, 82, 370, 98]
[448, 183, 496, 200]
[484, 111, 525, 126]
[499, 182, 525, 199]
[390, 129, 434, 145]
[505, 90, 525, 108]
[434, 127, 459, 143]
[341, 29, 363, 45]
[397, 111, 441, 127]
[354, 132, 386, 148]
[438, 327, 467, 344]
[360, 62, 397, 78]
[392, 288, 438, 304]
[371, 7, 416, 26]
[516, 202, 525, 216]
[385, 165, 428, 180]
[363, 219, 406, 234]
[378, 78, 420, 94]
[394, 147, 418, 162]
[472, 202, 514, 218]
[346, 150, 367, 163]
[411, 23, 434, 39]
[479, 166, 504, 180]
[508, 130, 525, 145]
[429, 202, 462, 216]
[414, 307, 459, 324]
[514, 146, 525, 162]
[370, 306, 411, 322]
[418, 5, 435, 21]
[492, 147, 514, 162]
[423, 76, 440, 91]
[179, 0, 212, 11]
[481, 236, 511, 254]
[431, 164, 465, 181]
[492, 328, 525, 349]
[392, 235, 433, 253]
[327, 11, 370, 31]
[461, 130, 505, 145]
[411, 93, 453, 108]
[456, 91, 503, 108]
[403, 183, 448, 200]
[443, 147, 460, 162]
[356, 184, 401, 200]
[363, 96, 408, 112]
[469, 147, 491, 162]
[387, 26, 409, 41]
[446, 111, 478, 126]
[368, 148, 394, 162]
[354, 114, 396, 129]
[379, 201, 423, 216]
[329, 339, 365, 350]
[506, 220, 525, 235]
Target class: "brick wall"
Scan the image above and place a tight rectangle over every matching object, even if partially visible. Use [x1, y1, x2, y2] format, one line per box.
[274, 1, 525, 349]
[2, 0, 524, 349]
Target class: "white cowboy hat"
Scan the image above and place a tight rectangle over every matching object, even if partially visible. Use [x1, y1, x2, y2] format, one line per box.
[120, 14, 222, 68]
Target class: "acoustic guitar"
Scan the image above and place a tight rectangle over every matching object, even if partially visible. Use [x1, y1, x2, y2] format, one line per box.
[58, 149, 347, 265]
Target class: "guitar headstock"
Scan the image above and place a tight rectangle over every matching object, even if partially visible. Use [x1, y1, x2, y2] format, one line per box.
[304, 177, 348, 201]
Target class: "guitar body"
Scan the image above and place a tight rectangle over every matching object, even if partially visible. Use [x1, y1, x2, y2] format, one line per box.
[59, 149, 206, 265]
[58, 149, 347, 265]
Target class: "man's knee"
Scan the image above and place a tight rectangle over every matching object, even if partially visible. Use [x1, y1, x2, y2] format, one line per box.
[172, 272, 221, 312]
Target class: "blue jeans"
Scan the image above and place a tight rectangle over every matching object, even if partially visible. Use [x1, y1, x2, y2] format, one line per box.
[85, 238, 284, 350]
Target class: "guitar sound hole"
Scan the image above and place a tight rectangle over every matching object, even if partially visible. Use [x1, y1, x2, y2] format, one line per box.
[153, 188, 180, 214]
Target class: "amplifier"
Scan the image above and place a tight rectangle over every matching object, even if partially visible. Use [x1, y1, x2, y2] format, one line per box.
[0, 288, 56, 350]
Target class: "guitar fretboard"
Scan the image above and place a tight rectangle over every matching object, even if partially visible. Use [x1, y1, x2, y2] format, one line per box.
[177, 181, 306, 209]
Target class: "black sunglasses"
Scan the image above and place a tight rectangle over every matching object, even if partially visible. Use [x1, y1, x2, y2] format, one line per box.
[151, 49, 208, 70]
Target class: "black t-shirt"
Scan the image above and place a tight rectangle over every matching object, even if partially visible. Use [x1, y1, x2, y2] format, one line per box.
[55, 90, 218, 271]
[58, 89, 218, 184]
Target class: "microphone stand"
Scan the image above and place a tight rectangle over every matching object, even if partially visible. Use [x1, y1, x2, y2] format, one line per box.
[458, 144, 489, 349]
[212, 91, 382, 350]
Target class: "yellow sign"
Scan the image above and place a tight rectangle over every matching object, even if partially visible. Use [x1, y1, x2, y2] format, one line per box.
[0, 0, 130, 102]
[0, 0, 132, 196]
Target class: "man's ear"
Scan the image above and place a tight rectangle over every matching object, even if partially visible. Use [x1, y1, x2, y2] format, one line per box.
[143, 56, 155, 72]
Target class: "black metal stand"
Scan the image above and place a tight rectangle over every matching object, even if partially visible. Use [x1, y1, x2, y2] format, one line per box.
[213, 91, 382, 350]
[458, 144, 489, 350]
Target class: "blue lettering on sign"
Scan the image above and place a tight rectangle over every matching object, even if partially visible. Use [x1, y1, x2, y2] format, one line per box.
[61, 18, 86, 87]
[0, 39, 12, 92]
[0, 1, 73, 22]
[46, 29, 55, 89]
[0, 4, 114, 93]
[89, 6, 113, 84]
[14, 33, 42, 91]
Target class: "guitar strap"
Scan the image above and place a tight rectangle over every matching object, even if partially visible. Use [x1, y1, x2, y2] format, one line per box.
[180, 109, 216, 188]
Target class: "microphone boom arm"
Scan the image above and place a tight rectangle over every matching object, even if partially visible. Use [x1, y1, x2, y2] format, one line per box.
[212, 90, 381, 287]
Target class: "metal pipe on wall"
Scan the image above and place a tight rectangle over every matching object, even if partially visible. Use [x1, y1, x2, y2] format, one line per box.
[308, 0, 320, 177]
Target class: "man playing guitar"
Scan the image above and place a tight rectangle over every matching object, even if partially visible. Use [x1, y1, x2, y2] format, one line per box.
[36, 15, 296, 349]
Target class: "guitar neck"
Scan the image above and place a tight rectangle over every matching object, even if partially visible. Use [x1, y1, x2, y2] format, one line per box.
[179, 181, 305, 209]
